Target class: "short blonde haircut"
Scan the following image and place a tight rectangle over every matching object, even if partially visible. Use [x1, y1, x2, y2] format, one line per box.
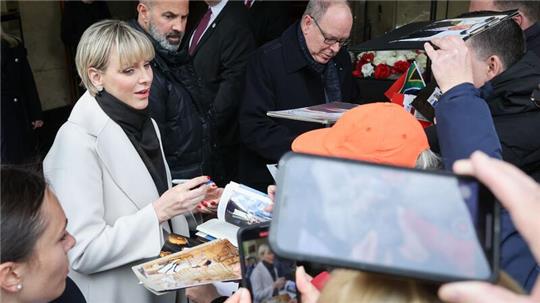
[258, 244, 271, 258]
[319, 270, 524, 303]
[318, 270, 441, 303]
[75, 19, 155, 96]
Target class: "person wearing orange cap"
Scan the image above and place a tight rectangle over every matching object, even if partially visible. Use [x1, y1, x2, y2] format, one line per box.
[292, 102, 440, 169]
[266, 102, 441, 209]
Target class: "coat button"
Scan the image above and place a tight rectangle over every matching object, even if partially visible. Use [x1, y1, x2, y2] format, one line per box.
[13, 98, 18, 102]
[14, 58, 19, 62]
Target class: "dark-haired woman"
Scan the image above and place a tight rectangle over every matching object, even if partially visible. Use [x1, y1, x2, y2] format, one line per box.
[0, 167, 79, 302]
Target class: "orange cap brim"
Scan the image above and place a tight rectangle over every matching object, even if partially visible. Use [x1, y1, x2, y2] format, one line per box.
[291, 128, 332, 157]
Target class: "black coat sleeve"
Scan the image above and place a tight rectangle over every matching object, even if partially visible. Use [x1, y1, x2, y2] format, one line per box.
[20, 47, 42, 121]
[239, 51, 296, 162]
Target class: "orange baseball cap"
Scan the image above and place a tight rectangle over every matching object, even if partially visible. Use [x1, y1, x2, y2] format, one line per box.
[291, 103, 429, 167]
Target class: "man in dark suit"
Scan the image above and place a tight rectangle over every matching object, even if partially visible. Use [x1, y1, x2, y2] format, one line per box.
[238, 0, 358, 191]
[188, 0, 256, 187]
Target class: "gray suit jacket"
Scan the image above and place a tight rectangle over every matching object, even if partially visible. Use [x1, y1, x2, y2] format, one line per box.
[44, 91, 188, 303]
[249, 261, 277, 303]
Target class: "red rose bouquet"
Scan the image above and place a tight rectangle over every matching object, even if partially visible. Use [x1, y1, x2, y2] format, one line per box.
[352, 50, 427, 80]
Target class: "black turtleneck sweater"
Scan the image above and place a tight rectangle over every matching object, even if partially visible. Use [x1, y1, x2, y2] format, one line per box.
[96, 90, 169, 195]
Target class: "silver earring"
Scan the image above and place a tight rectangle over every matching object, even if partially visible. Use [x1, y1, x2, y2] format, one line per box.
[16, 283, 22, 291]
[97, 86, 103, 92]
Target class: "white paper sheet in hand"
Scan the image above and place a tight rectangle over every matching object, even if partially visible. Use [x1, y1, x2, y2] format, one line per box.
[266, 164, 278, 181]
[196, 219, 239, 247]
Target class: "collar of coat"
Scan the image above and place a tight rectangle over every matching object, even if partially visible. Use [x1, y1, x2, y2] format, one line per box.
[525, 22, 540, 45]
[481, 51, 540, 115]
[66, 91, 169, 211]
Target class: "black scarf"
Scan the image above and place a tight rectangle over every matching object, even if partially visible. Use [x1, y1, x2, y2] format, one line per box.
[297, 24, 342, 103]
[262, 260, 279, 295]
[96, 90, 169, 196]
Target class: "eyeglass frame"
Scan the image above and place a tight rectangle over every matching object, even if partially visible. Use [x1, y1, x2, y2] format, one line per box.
[308, 15, 351, 47]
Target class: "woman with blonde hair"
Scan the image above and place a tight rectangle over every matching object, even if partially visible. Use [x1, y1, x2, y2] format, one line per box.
[318, 270, 441, 303]
[44, 20, 212, 303]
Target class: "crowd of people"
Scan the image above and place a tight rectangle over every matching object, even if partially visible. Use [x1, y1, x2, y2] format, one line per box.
[1, 0, 540, 302]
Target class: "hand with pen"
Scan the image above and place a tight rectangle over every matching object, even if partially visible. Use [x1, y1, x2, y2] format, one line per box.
[152, 176, 212, 223]
[424, 36, 475, 94]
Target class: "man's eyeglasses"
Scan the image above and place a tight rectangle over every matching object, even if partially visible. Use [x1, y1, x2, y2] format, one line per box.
[309, 15, 351, 47]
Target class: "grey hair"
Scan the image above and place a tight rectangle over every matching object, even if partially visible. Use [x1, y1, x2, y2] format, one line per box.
[415, 149, 442, 170]
[303, 0, 351, 21]
[139, 0, 153, 9]
[258, 244, 271, 257]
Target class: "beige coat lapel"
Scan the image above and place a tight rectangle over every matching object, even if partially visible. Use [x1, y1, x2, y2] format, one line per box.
[71, 92, 160, 210]
[96, 121, 160, 210]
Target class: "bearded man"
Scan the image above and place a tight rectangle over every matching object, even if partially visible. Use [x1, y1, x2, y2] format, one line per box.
[130, 0, 213, 182]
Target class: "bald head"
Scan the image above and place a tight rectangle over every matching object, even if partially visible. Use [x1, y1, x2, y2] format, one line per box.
[469, 0, 539, 30]
[469, 0, 498, 12]
[301, 0, 353, 64]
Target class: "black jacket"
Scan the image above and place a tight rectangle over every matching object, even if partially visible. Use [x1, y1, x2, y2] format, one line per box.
[482, 51, 540, 183]
[189, 1, 256, 186]
[525, 22, 540, 58]
[130, 20, 213, 180]
[1, 39, 43, 164]
[238, 23, 358, 190]
[482, 52, 540, 292]
[246, 0, 295, 47]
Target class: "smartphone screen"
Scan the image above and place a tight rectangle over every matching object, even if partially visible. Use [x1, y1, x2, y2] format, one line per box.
[238, 223, 298, 303]
[270, 153, 498, 283]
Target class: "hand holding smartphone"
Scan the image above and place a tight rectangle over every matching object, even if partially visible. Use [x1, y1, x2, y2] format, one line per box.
[270, 152, 499, 283]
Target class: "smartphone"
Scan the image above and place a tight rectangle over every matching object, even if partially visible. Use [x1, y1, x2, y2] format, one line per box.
[238, 223, 298, 303]
[269, 152, 499, 283]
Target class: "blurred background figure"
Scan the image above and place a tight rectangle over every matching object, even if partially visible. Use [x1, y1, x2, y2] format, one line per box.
[1, 29, 44, 165]
[188, 0, 255, 187]
[61, 0, 111, 98]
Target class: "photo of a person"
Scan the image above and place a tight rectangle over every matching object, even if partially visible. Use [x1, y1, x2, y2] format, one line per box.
[223, 189, 272, 227]
[249, 244, 295, 303]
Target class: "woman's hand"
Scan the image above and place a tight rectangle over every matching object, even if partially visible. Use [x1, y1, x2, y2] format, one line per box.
[195, 185, 223, 214]
[153, 176, 210, 223]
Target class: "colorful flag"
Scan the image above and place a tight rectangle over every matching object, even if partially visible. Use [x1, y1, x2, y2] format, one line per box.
[399, 61, 426, 95]
[385, 61, 432, 128]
